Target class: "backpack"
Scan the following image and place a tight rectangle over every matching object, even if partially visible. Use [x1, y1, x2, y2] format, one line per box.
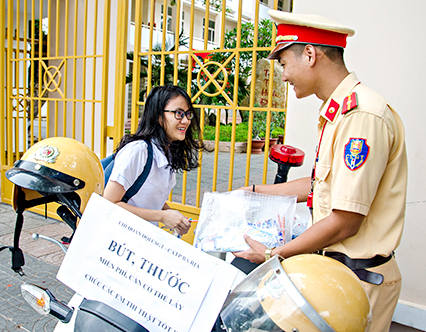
[101, 140, 153, 203]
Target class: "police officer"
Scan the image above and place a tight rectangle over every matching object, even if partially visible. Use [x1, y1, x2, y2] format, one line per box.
[235, 10, 407, 331]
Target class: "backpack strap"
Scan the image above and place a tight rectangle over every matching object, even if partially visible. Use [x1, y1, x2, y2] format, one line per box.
[121, 140, 153, 203]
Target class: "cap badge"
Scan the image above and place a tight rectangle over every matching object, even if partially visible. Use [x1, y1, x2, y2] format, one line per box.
[324, 99, 340, 122]
[342, 92, 358, 114]
[276, 35, 299, 43]
[344, 138, 369, 170]
[33, 145, 60, 164]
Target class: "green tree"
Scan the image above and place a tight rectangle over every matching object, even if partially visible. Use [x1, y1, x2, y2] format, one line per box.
[126, 31, 190, 101]
[210, 18, 273, 80]
[206, 18, 274, 123]
[125, 19, 275, 127]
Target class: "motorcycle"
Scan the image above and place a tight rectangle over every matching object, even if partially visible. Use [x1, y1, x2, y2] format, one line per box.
[21, 284, 148, 332]
[21, 234, 149, 332]
[11, 139, 308, 332]
[20, 241, 372, 332]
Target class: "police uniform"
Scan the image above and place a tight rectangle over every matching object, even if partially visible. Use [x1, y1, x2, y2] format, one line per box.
[109, 139, 176, 226]
[267, 10, 408, 332]
[315, 72, 407, 331]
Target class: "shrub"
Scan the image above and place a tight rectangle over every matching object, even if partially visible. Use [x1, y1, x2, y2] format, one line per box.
[203, 122, 249, 142]
[271, 126, 284, 138]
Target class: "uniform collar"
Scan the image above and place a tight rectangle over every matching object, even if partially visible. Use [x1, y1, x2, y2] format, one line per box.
[319, 72, 360, 124]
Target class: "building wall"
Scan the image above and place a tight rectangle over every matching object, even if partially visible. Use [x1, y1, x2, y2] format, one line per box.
[284, 0, 426, 329]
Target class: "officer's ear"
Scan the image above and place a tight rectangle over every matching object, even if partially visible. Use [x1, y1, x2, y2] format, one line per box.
[304, 44, 317, 66]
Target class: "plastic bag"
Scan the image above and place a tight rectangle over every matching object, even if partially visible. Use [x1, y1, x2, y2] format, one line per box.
[194, 190, 297, 252]
[291, 203, 310, 240]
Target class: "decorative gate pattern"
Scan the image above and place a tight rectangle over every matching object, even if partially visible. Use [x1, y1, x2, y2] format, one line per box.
[1, 0, 112, 209]
[1, 0, 290, 243]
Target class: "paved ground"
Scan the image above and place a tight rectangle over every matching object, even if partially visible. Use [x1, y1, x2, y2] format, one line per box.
[0, 205, 74, 332]
[0, 150, 422, 331]
[172, 149, 279, 206]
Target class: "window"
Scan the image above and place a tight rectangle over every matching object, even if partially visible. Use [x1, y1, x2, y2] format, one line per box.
[202, 18, 215, 43]
[182, 10, 185, 31]
[161, 5, 173, 31]
[260, 0, 268, 5]
[276, 0, 293, 12]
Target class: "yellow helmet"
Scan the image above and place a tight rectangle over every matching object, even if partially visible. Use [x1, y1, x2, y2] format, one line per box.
[221, 254, 371, 332]
[4, 137, 103, 274]
[6, 137, 104, 224]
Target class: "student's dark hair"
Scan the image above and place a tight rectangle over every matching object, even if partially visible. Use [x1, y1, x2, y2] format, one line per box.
[289, 43, 344, 63]
[116, 85, 206, 172]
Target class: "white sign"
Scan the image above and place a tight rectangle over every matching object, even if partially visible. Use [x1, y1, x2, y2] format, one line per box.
[57, 194, 245, 332]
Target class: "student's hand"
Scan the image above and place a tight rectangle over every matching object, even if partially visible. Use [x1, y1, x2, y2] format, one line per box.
[233, 235, 268, 264]
[161, 210, 191, 235]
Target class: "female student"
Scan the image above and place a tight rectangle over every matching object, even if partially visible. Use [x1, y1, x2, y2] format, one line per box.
[103, 85, 206, 235]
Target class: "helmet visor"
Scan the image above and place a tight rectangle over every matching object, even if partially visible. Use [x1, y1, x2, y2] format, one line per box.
[6, 160, 85, 194]
[220, 256, 334, 332]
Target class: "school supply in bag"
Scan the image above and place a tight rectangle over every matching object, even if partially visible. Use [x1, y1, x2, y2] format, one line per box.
[194, 190, 298, 252]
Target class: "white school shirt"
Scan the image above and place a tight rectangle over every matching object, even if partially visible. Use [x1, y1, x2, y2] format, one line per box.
[109, 140, 176, 226]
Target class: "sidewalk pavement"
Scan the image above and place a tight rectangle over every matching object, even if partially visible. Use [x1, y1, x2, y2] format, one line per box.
[0, 151, 420, 331]
[0, 204, 74, 332]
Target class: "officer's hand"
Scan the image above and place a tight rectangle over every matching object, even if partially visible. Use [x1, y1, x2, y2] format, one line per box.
[237, 186, 252, 191]
[233, 235, 267, 264]
[161, 210, 190, 235]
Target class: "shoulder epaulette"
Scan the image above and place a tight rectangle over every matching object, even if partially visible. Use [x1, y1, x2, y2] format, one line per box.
[342, 92, 358, 114]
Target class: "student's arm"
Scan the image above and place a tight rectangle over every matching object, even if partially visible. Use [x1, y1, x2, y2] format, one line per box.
[103, 181, 190, 235]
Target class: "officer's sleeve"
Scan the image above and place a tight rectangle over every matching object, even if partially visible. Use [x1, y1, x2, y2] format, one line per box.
[330, 111, 393, 215]
[109, 141, 149, 191]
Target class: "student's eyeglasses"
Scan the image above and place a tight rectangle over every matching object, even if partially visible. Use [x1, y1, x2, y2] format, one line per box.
[164, 109, 194, 120]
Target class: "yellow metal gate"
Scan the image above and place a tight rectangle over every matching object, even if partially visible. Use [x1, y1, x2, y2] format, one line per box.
[1, 0, 111, 209]
[1, 0, 290, 244]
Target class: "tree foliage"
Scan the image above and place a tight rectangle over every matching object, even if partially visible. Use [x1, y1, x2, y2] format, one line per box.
[205, 18, 274, 123]
[126, 19, 275, 126]
[126, 31, 190, 101]
[210, 18, 274, 80]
